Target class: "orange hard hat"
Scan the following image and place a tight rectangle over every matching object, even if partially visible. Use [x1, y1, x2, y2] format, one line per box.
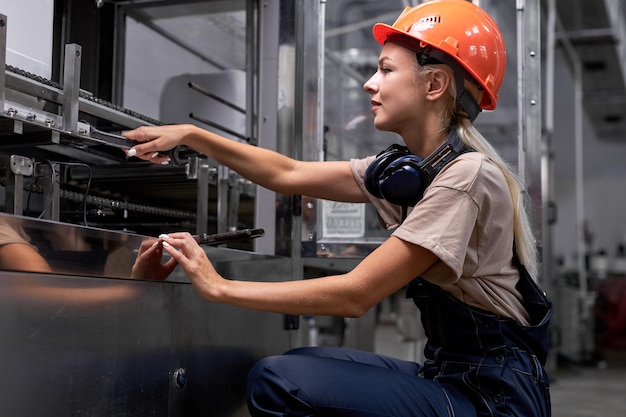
[372, 0, 507, 114]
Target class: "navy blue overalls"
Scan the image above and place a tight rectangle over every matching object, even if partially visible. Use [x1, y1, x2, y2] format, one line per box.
[247, 259, 553, 417]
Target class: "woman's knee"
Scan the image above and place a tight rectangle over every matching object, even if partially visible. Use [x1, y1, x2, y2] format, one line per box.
[247, 354, 300, 392]
[246, 357, 283, 415]
[247, 355, 314, 416]
[247, 355, 279, 387]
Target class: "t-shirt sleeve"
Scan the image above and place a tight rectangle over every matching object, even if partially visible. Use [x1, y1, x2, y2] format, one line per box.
[0, 222, 32, 247]
[349, 156, 403, 230]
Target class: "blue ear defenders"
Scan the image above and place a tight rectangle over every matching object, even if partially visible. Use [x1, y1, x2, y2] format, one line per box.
[364, 127, 469, 207]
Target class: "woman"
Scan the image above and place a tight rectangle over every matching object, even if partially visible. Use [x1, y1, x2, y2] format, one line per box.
[124, 1, 552, 416]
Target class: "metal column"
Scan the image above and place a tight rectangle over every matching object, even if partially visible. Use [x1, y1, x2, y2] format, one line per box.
[517, 0, 544, 276]
[0, 13, 6, 113]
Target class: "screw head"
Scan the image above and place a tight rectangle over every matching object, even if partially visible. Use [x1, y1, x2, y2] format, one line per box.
[173, 368, 187, 389]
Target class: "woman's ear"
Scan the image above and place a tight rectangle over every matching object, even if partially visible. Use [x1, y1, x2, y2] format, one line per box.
[425, 68, 452, 101]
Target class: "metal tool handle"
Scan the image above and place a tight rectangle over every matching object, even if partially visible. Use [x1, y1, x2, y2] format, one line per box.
[193, 228, 265, 245]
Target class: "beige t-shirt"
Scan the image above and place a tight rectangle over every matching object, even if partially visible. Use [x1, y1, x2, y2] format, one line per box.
[351, 151, 530, 325]
[0, 222, 32, 247]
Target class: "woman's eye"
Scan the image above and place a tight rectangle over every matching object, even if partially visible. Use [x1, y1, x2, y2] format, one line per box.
[380, 67, 391, 74]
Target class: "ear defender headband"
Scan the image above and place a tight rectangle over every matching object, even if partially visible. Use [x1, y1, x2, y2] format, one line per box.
[364, 126, 469, 208]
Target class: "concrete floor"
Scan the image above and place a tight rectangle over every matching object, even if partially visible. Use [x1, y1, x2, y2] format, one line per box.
[551, 366, 626, 417]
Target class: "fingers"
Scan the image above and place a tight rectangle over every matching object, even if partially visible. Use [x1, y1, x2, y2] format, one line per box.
[126, 148, 171, 165]
[158, 232, 195, 251]
[122, 125, 158, 142]
[137, 237, 160, 255]
[124, 143, 171, 165]
[122, 126, 173, 164]
[157, 232, 221, 299]
[122, 124, 197, 165]
[158, 232, 203, 267]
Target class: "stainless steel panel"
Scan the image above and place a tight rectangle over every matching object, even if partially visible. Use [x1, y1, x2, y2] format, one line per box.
[169, 278, 293, 417]
[0, 268, 294, 417]
[0, 271, 172, 416]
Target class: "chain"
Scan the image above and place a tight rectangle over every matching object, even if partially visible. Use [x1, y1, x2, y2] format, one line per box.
[5, 64, 164, 126]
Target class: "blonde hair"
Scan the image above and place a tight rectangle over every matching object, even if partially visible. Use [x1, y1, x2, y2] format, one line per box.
[419, 63, 539, 278]
[456, 119, 538, 278]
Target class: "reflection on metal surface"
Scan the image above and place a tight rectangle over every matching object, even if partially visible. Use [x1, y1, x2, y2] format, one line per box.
[0, 212, 139, 278]
[0, 213, 276, 282]
[10, 280, 141, 306]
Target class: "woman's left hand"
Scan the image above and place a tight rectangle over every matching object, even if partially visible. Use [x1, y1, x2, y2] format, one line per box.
[158, 232, 225, 300]
[131, 237, 178, 280]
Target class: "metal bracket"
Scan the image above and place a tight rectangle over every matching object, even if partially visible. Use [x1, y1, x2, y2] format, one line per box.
[4, 154, 33, 214]
[0, 14, 6, 115]
[10, 154, 34, 176]
[62, 44, 82, 133]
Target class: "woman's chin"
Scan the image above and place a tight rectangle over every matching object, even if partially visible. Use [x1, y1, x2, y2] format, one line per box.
[373, 119, 390, 131]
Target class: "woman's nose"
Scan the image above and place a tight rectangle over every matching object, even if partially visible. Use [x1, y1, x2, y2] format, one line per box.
[363, 74, 377, 93]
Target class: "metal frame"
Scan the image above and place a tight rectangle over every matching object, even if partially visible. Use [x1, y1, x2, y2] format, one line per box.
[544, 0, 592, 364]
[517, 0, 545, 276]
[0, 3, 302, 414]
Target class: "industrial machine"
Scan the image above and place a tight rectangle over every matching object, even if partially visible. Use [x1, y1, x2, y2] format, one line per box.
[0, 1, 310, 415]
[0, 0, 552, 415]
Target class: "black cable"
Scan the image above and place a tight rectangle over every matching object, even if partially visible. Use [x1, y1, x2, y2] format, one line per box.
[64, 162, 92, 227]
[36, 160, 93, 227]
[25, 176, 39, 216]
[37, 160, 57, 221]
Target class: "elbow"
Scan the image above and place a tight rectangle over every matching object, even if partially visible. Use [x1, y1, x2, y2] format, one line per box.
[344, 307, 368, 319]
[342, 297, 375, 319]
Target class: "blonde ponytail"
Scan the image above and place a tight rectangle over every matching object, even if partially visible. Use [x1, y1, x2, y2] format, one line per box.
[456, 119, 538, 278]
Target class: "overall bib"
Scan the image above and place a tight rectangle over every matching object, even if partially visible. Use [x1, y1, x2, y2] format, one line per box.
[247, 261, 553, 417]
[406, 259, 553, 417]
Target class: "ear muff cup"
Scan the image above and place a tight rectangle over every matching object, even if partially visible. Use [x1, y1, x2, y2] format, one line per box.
[365, 145, 428, 207]
[375, 155, 426, 206]
[364, 145, 410, 199]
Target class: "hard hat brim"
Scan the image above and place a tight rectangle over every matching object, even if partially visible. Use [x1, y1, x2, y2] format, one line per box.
[371, 22, 498, 111]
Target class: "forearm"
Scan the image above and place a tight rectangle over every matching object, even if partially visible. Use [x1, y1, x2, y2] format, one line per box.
[182, 126, 299, 194]
[182, 126, 366, 201]
[203, 274, 371, 318]
[203, 237, 438, 318]
[126, 124, 367, 201]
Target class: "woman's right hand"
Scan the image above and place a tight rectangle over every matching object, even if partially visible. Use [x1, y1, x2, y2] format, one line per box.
[122, 124, 197, 164]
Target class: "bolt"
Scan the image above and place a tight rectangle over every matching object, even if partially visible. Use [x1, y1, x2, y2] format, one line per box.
[173, 368, 187, 389]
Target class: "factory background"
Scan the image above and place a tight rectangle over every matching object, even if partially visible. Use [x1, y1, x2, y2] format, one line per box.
[1, 0, 625, 416]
